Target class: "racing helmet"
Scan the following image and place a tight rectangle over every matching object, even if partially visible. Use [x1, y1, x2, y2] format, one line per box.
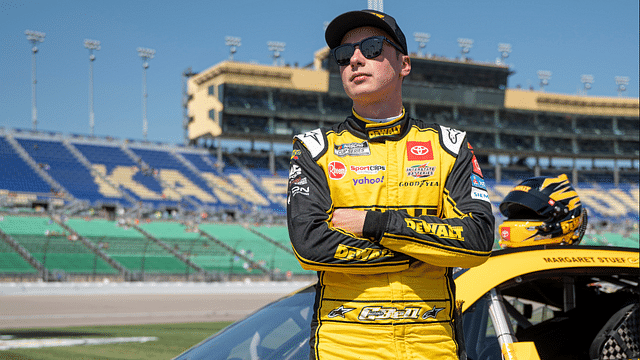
[498, 174, 588, 248]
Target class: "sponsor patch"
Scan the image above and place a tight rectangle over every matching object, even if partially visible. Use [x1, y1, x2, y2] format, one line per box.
[440, 125, 465, 155]
[470, 174, 486, 189]
[290, 149, 301, 160]
[407, 141, 434, 161]
[290, 176, 307, 186]
[328, 305, 355, 318]
[471, 188, 491, 203]
[328, 161, 347, 180]
[406, 163, 436, 178]
[290, 186, 309, 198]
[350, 164, 385, 175]
[422, 306, 445, 320]
[334, 244, 394, 261]
[334, 141, 371, 157]
[359, 307, 421, 321]
[500, 227, 511, 241]
[288, 164, 301, 181]
[294, 129, 324, 158]
[352, 176, 384, 186]
[513, 185, 531, 193]
[404, 219, 464, 241]
[398, 180, 439, 187]
[471, 155, 483, 176]
[368, 125, 401, 139]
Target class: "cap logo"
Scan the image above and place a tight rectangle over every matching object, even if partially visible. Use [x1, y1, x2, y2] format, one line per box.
[373, 13, 385, 19]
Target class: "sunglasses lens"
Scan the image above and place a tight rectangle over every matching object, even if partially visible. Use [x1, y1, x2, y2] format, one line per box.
[360, 38, 383, 58]
[333, 45, 354, 65]
[332, 37, 386, 65]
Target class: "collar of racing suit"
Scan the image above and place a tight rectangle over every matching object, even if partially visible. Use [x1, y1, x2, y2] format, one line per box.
[348, 108, 411, 142]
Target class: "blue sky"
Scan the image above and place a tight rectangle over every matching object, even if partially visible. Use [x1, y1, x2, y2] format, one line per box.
[1, 0, 638, 144]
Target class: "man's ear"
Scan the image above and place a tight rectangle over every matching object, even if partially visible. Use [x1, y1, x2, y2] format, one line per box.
[400, 55, 411, 78]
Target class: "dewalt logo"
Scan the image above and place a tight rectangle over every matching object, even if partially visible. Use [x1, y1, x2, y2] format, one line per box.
[368, 125, 401, 139]
[404, 219, 464, 241]
[334, 244, 394, 261]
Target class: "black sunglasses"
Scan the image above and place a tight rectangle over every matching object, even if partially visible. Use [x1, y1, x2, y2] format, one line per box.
[331, 36, 405, 66]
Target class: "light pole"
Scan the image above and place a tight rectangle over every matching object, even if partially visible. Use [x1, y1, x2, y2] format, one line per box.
[414, 32, 430, 57]
[84, 39, 100, 136]
[225, 36, 241, 61]
[457, 38, 473, 61]
[497, 43, 511, 65]
[537, 70, 552, 91]
[137, 47, 155, 141]
[267, 41, 285, 66]
[581, 74, 594, 96]
[615, 76, 629, 97]
[25, 30, 45, 131]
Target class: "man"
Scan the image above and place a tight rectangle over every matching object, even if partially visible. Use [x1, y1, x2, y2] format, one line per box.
[287, 9, 495, 360]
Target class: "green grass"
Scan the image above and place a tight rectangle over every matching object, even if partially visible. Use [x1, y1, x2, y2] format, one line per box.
[0, 321, 232, 360]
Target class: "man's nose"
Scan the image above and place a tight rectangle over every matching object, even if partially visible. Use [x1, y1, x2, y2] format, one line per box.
[349, 47, 366, 66]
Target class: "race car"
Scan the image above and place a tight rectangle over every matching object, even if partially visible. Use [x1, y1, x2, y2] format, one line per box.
[173, 245, 639, 360]
[174, 176, 639, 360]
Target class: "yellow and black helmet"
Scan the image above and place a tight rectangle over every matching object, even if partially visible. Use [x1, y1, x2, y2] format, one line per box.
[498, 174, 588, 248]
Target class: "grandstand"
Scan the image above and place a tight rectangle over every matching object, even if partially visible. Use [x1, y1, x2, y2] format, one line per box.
[0, 45, 638, 282]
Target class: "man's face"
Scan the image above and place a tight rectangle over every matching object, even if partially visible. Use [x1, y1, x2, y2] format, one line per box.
[339, 27, 410, 106]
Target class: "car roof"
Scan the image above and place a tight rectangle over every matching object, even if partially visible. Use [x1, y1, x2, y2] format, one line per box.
[455, 245, 639, 312]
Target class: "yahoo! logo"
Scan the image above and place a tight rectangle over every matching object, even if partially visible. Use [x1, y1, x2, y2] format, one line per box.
[352, 176, 384, 186]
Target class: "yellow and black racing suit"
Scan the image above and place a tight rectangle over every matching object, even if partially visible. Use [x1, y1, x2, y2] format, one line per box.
[287, 110, 495, 360]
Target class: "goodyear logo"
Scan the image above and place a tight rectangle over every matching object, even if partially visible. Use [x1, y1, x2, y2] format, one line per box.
[404, 219, 464, 241]
[334, 244, 394, 261]
[368, 125, 401, 139]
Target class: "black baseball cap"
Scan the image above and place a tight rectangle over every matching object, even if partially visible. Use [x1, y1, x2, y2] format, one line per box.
[325, 9, 408, 55]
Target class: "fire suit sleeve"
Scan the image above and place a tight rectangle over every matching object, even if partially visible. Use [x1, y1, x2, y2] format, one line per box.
[287, 137, 411, 274]
[371, 139, 495, 269]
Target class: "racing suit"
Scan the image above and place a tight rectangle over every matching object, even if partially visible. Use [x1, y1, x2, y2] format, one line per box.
[287, 110, 495, 360]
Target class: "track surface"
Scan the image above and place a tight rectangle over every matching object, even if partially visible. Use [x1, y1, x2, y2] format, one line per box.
[0, 281, 313, 329]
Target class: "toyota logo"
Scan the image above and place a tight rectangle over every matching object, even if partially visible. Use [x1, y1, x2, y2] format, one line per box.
[411, 146, 430, 156]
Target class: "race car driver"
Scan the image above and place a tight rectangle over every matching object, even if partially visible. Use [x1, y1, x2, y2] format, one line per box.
[286, 9, 495, 360]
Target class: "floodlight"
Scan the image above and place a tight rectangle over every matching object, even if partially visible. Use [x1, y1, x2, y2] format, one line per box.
[138, 47, 156, 140]
[225, 36, 241, 61]
[537, 70, 552, 91]
[497, 43, 511, 65]
[615, 76, 629, 97]
[25, 30, 46, 131]
[268, 41, 286, 66]
[581, 74, 594, 95]
[368, 0, 383, 12]
[414, 32, 430, 57]
[457, 38, 473, 61]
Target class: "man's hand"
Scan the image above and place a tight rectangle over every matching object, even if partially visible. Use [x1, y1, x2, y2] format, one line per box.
[332, 209, 367, 237]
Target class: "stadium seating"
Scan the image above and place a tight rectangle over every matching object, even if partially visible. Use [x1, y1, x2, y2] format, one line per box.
[73, 142, 178, 208]
[0, 236, 38, 274]
[198, 223, 308, 275]
[66, 218, 187, 274]
[0, 136, 52, 194]
[138, 221, 231, 273]
[0, 215, 117, 274]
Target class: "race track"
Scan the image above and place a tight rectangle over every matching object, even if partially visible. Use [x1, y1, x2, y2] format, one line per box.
[0, 281, 313, 329]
